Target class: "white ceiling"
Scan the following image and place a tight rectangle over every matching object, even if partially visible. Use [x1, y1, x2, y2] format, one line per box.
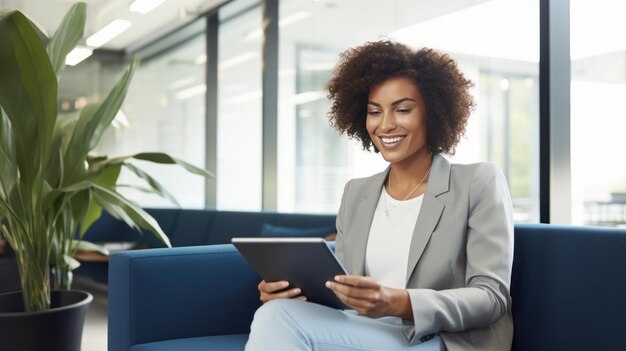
[0, 0, 226, 51]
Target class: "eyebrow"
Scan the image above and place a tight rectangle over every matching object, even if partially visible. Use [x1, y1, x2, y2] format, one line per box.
[367, 97, 417, 107]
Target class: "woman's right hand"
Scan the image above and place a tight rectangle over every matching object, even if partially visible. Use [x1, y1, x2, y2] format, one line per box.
[258, 280, 307, 303]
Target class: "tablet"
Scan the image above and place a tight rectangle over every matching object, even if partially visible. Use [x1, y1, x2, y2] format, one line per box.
[231, 237, 349, 309]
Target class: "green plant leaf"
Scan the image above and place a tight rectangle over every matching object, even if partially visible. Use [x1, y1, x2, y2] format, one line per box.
[0, 108, 17, 200]
[0, 9, 47, 42]
[63, 61, 137, 185]
[74, 163, 120, 236]
[133, 152, 214, 178]
[61, 181, 92, 192]
[87, 61, 137, 151]
[63, 254, 81, 270]
[0, 108, 16, 164]
[116, 184, 162, 193]
[122, 163, 180, 206]
[0, 10, 57, 191]
[45, 133, 63, 188]
[41, 189, 62, 222]
[55, 111, 80, 151]
[68, 187, 88, 228]
[87, 153, 108, 166]
[91, 183, 171, 247]
[0, 148, 16, 200]
[72, 240, 109, 256]
[46, 2, 86, 75]
[89, 153, 213, 179]
[58, 104, 98, 185]
[78, 191, 103, 237]
[47, 109, 84, 187]
[86, 152, 212, 205]
[92, 163, 121, 188]
[44, 181, 100, 238]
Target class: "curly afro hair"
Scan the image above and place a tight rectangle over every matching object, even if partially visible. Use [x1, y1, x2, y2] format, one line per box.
[327, 40, 474, 155]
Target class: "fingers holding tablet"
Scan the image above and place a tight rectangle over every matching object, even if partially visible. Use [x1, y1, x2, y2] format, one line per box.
[258, 280, 307, 303]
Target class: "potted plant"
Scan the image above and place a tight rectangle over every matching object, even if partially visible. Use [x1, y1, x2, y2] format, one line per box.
[0, 3, 211, 350]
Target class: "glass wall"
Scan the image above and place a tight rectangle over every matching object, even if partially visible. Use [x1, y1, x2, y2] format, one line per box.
[216, 0, 263, 211]
[97, 22, 207, 208]
[276, 0, 540, 220]
[571, 0, 626, 227]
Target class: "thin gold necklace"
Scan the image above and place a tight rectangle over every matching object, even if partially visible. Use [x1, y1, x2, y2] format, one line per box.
[385, 167, 431, 216]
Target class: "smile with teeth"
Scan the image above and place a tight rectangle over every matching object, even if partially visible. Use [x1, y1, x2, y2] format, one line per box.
[381, 136, 405, 144]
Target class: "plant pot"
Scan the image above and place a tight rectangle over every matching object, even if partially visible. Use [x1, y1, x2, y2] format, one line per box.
[0, 290, 93, 351]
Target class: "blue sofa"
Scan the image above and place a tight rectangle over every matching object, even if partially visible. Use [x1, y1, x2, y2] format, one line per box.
[76, 209, 336, 284]
[108, 224, 626, 351]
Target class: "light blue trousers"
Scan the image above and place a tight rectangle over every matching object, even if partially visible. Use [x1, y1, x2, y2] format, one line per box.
[245, 299, 445, 351]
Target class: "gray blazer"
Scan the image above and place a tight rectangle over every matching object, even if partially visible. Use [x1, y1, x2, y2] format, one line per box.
[335, 153, 514, 351]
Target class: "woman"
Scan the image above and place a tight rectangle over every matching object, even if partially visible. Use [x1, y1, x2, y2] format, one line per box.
[246, 40, 514, 351]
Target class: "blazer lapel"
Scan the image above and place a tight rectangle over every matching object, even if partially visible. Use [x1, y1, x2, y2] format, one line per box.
[406, 154, 451, 284]
[349, 169, 388, 276]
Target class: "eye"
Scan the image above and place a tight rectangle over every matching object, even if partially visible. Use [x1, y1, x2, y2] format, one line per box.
[367, 110, 381, 117]
[397, 107, 412, 114]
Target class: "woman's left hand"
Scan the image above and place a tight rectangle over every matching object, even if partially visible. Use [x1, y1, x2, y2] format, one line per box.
[326, 275, 412, 319]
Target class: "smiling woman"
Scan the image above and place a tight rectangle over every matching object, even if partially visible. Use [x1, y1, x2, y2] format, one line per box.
[327, 41, 474, 156]
[366, 78, 430, 179]
[327, 42, 475, 205]
[244, 39, 514, 351]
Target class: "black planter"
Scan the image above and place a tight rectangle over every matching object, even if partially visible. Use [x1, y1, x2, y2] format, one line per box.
[0, 290, 93, 351]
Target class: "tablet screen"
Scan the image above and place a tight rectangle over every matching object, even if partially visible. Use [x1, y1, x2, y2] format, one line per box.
[232, 237, 349, 309]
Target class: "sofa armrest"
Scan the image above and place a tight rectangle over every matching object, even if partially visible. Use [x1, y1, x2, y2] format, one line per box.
[108, 244, 262, 351]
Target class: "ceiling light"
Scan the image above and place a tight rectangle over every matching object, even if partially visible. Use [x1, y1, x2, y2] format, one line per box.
[175, 84, 206, 100]
[500, 78, 510, 91]
[218, 51, 259, 70]
[245, 30, 262, 41]
[86, 20, 132, 48]
[195, 54, 207, 65]
[279, 11, 311, 27]
[225, 90, 263, 105]
[65, 47, 93, 66]
[291, 91, 325, 105]
[169, 76, 196, 89]
[129, 0, 167, 14]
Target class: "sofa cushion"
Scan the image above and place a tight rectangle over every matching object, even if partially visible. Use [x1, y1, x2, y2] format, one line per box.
[139, 208, 181, 248]
[259, 224, 336, 238]
[275, 213, 337, 229]
[130, 334, 248, 351]
[170, 209, 216, 246]
[511, 224, 626, 351]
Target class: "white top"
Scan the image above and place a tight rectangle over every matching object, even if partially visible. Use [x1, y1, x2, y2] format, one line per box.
[365, 186, 423, 289]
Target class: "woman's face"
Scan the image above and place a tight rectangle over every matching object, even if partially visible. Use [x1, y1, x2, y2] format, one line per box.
[366, 77, 429, 166]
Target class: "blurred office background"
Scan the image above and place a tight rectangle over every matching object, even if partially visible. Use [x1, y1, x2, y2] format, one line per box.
[3, 0, 626, 227]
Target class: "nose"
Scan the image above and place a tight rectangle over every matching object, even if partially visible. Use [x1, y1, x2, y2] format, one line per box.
[380, 111, 397, 132]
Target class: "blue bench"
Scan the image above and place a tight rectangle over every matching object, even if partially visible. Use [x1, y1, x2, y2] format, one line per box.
[108, 224, 626, 351]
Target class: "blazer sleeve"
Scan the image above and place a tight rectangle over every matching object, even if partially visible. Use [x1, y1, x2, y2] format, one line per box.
[334, 180, 350, 267]
[405, 163, 514, 342]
